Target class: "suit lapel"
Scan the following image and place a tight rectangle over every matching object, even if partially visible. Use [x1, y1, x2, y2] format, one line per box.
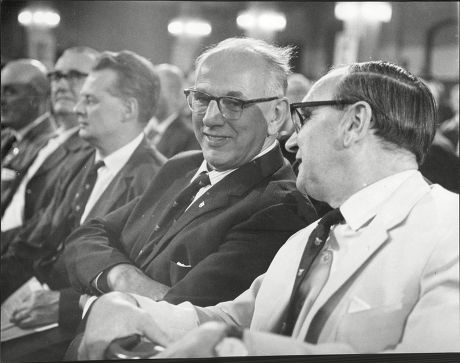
[33, 130, 85, 177]
[84, 137, 146, 219]
[149, 145, 285, 258]
[298, 172, 432, 338]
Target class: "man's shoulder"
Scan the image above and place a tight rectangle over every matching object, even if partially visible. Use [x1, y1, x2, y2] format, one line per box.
[128, 136, 168, 167]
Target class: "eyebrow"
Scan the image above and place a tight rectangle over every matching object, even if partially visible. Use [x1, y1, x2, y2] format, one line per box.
[195, 87, 246, 99]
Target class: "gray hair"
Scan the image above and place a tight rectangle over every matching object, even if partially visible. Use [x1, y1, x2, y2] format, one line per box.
[195, 37, 294, 96]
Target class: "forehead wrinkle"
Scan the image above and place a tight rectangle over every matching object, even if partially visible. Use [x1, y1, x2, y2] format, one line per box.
[196, 52, 268, 99]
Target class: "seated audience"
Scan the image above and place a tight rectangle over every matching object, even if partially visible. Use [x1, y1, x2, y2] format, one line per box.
[62, 37, 317, 314]
[1, 51, 166, 331]
[144, 63, 200, 157]
[1, 47, 99, 235]
[77, 60, 459, 359]
[1, 59, 55, 210]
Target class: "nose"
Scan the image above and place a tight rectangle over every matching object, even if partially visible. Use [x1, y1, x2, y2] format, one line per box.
[202, 100, 225, 127]
[285, 132, 299, 153]
[73, 98, 85, 116]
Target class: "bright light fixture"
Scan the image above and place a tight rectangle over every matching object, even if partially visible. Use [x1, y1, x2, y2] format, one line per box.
[18, 7, 60, 28]
[168, 18, 211, 37]
[335, 2, 392, 23]
[237, 10, 286, 32]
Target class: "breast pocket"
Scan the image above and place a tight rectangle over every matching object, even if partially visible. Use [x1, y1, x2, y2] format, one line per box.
[169, 260, 192, 283]
[336, 303, 410, 353]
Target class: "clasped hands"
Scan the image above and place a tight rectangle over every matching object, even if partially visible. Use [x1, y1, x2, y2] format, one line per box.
[78, 292, 246, 360]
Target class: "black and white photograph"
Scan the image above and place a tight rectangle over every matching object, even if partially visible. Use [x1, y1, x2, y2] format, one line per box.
[1, 1, 459, 362]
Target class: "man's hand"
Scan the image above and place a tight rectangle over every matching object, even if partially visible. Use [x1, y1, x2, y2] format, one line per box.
[10, 290, 60, 328]
[107, 264, 170, 300]
[78, 291, 172, 360]
[155, 322, 229, 358]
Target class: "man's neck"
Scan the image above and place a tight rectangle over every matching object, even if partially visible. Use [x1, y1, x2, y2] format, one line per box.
[94, 131, 142, 159]
[53, 113, 79, 130]
[328, 153, 418, 208]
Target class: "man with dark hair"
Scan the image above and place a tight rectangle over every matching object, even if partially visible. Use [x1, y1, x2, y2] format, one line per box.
[1, 50, 165, 331]
[1, 47, 99, 233]
[63, 37, 316, 313]
[78, 61, 458, 358]
[144, 63, 200, 158]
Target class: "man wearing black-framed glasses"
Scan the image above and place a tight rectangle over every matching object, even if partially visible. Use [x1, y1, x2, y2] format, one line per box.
[77, 60, 458, 359]
[62, 37, 317, 341]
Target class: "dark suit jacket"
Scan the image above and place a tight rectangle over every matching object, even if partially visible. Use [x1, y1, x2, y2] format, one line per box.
[154, 115, 200, 158]
[7, 130, 92, 223]
[1, 114, 56, 216]
[1, 137, 165, 314]
[1, 127, 17, 162]
[64, 146, 318, 308]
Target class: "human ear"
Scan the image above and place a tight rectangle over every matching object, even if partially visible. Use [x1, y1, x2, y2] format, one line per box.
[267, 97, 289, 136]
[341, 101, 373, 147]
[122, 97, 139, 123]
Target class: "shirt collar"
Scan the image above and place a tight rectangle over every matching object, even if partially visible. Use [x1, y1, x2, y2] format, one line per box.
[95, 133, 143, 173]
[192, 139, 278, 186]
[340, 169, 418, 231]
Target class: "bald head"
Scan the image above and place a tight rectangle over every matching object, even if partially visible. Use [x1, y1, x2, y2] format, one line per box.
[1, 59, 49, 129]
[155, 63, 186, 121]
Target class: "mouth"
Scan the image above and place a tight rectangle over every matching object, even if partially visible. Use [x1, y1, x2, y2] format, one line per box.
[203, 132, 230, 146]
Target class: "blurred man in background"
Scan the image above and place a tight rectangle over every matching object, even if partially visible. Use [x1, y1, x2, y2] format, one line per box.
[1, 47, 98, 233]
[1, 51, 165, 333]
[77, 61, 458, 358]
[420, 81, 459, 193]
[144, 63, 200, 158]
[278, 73, 312, 165]
[1, 59, 55, 217]
[1, 59, 53, 162]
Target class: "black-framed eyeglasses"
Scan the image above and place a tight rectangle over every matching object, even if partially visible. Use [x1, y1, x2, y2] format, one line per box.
[290, 100, 356, 132]
[184, 88, 280, 121]
[47, 70, 88, 83]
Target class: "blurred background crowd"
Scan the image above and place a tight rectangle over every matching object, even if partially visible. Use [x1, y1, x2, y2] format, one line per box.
[1, 1, 459, 191]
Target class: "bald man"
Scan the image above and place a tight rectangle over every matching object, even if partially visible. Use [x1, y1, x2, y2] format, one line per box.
[144, 63, 199, 158]
[1, 59, 54, 160]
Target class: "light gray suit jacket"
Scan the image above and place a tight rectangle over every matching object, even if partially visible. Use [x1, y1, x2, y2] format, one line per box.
[134, 171, 460, 354]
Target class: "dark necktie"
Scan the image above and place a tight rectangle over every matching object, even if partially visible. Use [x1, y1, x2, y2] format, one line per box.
[280, 208, 344, 336]
[147, 171, 211, 242]
[72, 158, 105, 224]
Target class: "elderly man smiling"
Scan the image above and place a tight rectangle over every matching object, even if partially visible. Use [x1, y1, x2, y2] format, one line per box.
[63, 38, 316, 310]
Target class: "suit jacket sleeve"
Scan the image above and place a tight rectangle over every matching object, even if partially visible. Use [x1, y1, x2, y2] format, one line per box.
[64, 196, 142, 294]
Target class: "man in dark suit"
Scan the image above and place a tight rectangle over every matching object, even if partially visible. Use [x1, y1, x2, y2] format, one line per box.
[1, 59, 55, 208]
[144, 63, 200, 158]
[2, 51, 165, 331]
[63, 38, 317, 313]
[1, 47, 99, 233]
[1, 59, 52, 161]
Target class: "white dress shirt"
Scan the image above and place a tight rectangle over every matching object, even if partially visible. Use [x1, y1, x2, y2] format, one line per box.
[1, 126, 78, 231]
[79, 133, 144, 224]
[188, 140, 279, 208]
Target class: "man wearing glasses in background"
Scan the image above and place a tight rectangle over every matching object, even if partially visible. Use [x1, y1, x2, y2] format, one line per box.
[1, 47, 98, 234]
[62, 37, 317, 314]
[77, 60, 458, 359]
